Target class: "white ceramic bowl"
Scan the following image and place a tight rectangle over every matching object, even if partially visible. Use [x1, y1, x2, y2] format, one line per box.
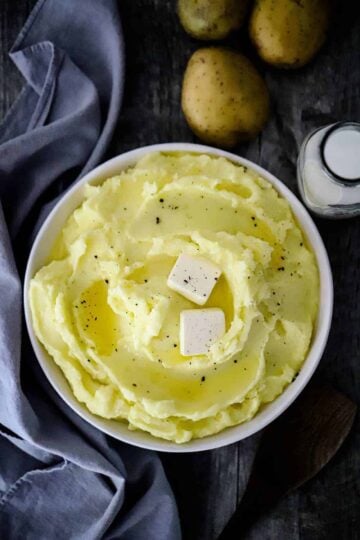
[24, 143, 333, 453]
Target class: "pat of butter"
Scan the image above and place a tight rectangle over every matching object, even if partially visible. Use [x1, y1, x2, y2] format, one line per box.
[180, 308, 225, 356]
[167, 253, 221, 305]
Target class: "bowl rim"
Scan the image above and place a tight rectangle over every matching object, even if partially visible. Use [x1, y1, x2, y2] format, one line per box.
[24, 142, 333, 453]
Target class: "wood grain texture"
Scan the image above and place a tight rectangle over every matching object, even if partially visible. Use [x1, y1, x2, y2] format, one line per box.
[1, 1, 359, 539]
[219, 386, 357, 539]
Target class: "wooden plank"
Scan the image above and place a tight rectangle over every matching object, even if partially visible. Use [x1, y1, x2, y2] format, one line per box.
[0, 0, 34, 120]
[162, 445, 238, 540]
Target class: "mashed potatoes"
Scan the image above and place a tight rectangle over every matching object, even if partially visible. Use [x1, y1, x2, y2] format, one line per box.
[29, 152, 319, 443]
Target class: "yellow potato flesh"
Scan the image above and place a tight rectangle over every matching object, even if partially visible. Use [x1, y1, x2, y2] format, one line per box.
[30, 152, 319, 443]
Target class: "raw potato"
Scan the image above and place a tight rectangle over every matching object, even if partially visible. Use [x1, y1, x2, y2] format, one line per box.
[181, 47, 270, 147]
[177, 0, 249, 40]
[249, 0, 332, 68]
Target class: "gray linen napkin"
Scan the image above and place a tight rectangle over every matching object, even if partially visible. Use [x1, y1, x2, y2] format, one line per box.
[0, 1, 181, 538]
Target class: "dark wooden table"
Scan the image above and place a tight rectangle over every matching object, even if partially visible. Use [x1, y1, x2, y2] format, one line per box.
[1, 1, 359, 539]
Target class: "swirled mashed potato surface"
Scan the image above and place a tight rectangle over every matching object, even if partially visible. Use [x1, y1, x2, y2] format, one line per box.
[30, 153, 319, 443]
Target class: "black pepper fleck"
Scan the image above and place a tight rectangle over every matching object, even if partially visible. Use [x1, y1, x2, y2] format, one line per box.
[156, 217, 160, 224]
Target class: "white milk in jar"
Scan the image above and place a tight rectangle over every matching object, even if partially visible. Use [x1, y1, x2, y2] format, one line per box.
[297, 122, 360, 218]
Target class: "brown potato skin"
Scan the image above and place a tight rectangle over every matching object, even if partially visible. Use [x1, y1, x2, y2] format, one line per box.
[181, 47, 270, 148]
[249, 0, 332, 69]
[177, 0, 249, 40]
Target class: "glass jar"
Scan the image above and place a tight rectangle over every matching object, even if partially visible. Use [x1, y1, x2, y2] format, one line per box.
[297, 122, 360, 218]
